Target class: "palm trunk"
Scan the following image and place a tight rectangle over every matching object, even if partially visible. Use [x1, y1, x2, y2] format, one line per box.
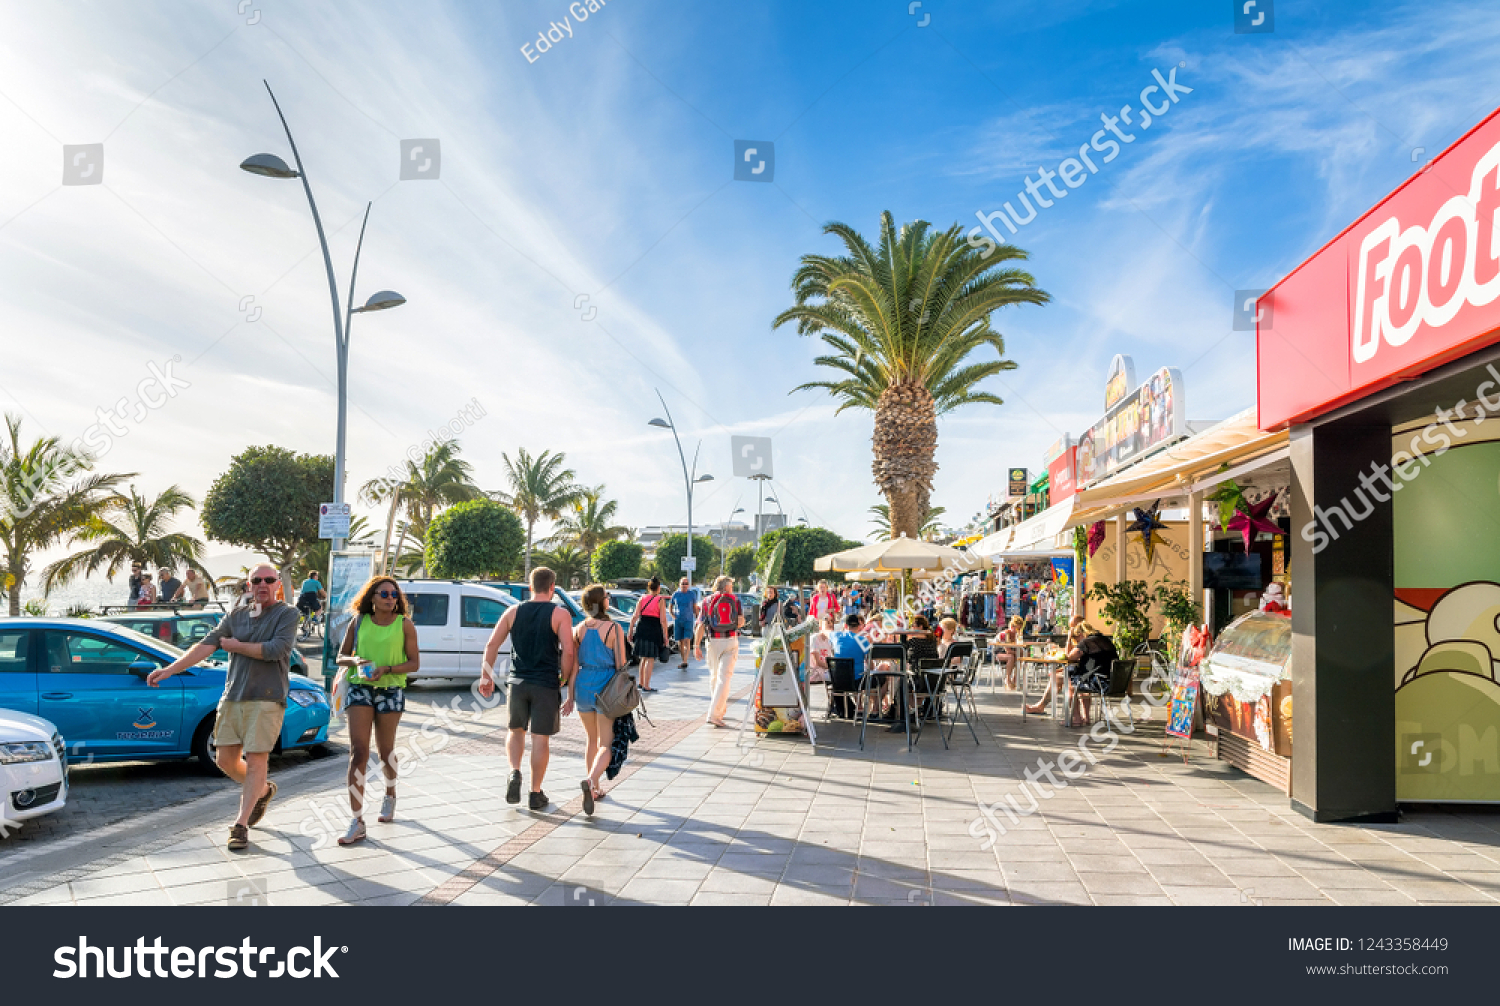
[5, 558, 20, 617]
[871, 380, 938, 540]
[523, 520, 534, 577]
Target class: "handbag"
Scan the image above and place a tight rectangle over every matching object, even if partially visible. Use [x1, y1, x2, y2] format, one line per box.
[592, 626, 640, 719]
[330, 614, 362, 720]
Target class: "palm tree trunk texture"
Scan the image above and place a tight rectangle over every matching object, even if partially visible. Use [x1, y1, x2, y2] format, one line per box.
[873, 381, 938, 539]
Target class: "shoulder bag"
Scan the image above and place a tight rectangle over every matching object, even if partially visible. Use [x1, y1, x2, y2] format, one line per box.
[593, 624, 641, 719]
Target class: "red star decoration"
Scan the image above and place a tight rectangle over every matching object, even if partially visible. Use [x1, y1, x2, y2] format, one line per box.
[1087, 521, 1106, 556]
[1226, 491, 1282, 549]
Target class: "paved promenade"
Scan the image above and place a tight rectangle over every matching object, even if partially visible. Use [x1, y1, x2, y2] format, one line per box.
[4, 640, 1500, 907]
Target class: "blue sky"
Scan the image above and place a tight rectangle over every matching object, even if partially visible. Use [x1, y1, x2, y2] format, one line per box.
[2, 0, 1499, 570]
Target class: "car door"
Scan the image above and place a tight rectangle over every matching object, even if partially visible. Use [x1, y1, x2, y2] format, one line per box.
[404, 587, 457, 675]
[460, 592, 515, 677]
[37, 630, 185, 759]
[0, 629, 37, 716]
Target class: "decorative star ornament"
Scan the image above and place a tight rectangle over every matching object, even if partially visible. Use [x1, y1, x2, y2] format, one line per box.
[1126, 499, 1170, 565]
[1227, 490, 1282, 549]
[1087, 521, 1106, 557]
[1206, 473, 1251, 530]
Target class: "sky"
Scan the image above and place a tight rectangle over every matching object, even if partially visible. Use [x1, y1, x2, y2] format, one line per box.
[3, 0, 1499, 579]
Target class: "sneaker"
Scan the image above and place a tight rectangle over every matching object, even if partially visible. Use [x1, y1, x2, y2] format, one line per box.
[227, 824, 249, 851]
[528, 790, 549, 811]
[338, 818, 366, 846]
[581, 780, 595, 816]
[247, 780, 277, 828]
[377, 793, 396, 823]
[506, 770, 522, 805]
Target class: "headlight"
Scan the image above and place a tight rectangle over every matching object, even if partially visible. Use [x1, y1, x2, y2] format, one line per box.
[288, 690, 324, 707]
[0, 742, 54, 764]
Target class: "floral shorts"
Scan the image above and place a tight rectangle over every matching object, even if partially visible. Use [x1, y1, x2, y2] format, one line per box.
[346, 683, 405, 714]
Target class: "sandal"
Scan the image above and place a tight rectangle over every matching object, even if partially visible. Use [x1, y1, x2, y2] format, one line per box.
[581, 779, 595, 816]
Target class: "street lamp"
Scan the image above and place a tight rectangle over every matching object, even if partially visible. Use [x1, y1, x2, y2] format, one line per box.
[648, 389, 713, 586]
[721, 505, 744, 577]
[240, 80, 406, 561]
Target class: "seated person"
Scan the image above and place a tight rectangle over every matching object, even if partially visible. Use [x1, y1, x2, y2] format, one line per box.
[1025, 619, 1092, 717]
[905, 615, 939, 665]
[1066, 629, 1120, 727]
[937, 617, 961, 660]
[992, 615, 1026, 689]
[831, 613, 869, 679]
[807, 615, 836, 683]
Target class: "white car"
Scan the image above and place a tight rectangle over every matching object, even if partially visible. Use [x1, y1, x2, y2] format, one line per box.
[0, 707, 67, 828]
[391, 580, 520, 681]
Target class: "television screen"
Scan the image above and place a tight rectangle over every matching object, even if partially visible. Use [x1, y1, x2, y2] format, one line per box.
[1204, 551, 1263, 590]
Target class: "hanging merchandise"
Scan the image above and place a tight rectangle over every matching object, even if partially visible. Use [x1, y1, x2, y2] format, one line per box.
[1125, 498, 1170, 566]
[1227, 490, 1283, 550]
[1087, 521, 1106, 556]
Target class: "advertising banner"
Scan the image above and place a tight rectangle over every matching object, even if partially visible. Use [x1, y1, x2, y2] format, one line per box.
[1007, 467, 1029, 498]
[321, 550, 375, 680]
[1076, 366, 1186, 486]
[1048, 444, 1078, 503]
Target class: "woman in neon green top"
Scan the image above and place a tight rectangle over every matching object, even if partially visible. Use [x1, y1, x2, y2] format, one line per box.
[335, 577, 420, 846]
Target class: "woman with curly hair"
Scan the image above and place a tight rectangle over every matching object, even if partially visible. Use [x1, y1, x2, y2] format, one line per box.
[334, 576, 420, 845]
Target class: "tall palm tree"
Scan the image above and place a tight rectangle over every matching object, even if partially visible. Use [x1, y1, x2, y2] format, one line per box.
[497, 448, 584, 576]
[44, 485, 208, 591]
[545, 486, 627, 572]
[0, 413, 132, 615]
[775, 212, 1048, 539]
[868, 503, 946, 541]
[532, 545, 588, 590]
[362, 440, 482, 572]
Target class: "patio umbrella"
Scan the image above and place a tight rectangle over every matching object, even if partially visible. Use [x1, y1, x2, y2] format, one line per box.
[814, 536, 987, 612]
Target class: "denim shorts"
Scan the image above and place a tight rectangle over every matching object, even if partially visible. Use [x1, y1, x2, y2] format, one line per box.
[346, 684, 405, 714]
[573, 667, 617, 714]
[674, 617, 693, 642]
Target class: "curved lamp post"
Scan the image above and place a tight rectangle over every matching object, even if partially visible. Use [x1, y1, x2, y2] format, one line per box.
[648, 389, 713, 586]
[721, 505, 744, 577]
[240, 81, 406, 558]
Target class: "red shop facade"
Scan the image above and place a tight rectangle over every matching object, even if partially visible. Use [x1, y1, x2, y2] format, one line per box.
[1259, 105, 1500, 821]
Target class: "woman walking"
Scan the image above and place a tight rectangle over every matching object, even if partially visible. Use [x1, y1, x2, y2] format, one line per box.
[629, 577, 668, 693]
[573, 584, 627, 815]
[334, 577, 420, 846]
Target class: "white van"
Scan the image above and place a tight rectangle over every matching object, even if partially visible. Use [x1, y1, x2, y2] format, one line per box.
[390, 580, 593, 680]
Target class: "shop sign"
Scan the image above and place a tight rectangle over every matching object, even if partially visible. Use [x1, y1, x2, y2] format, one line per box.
[1104, 354, 1135, 410]
[1076, 366, 1186, 485]
[1007, 467, 1029, 498]
[1259, 107, 1500, 429]
[1048, 443, 1079, 503]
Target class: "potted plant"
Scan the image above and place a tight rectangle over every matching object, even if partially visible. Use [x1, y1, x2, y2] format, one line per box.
[1086, 580, 1152, 680]
[1152, 578, 1203, 665]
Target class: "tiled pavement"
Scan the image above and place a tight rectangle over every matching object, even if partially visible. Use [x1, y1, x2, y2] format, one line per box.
[6, 641, 1500, 906]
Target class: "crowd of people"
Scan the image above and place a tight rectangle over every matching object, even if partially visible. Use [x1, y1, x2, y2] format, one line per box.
[125, 562, 213, 608]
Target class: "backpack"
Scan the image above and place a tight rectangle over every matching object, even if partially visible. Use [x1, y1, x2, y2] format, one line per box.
[705, 592, 740, 637]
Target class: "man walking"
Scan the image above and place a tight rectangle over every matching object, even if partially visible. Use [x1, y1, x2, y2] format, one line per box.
[479, 567, 577, 811]
[669, 576, 700, 669]
[147, 563, 297, 851]
[693, 576, 744, 728]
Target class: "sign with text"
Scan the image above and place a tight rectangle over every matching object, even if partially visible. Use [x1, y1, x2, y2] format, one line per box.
[1076, 366, 1186, 486]
[1007, 467, 1029, 498]
[1048, 443, 1079, 504]
[731, 436, 773, 478]
[318, 502, 351, 539]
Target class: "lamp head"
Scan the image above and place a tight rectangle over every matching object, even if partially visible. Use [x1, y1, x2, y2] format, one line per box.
[648, 418, 672, 429]
[239, 153, 299, 178]
[695, 474, 714, 484]
[353, 290, 406, 313]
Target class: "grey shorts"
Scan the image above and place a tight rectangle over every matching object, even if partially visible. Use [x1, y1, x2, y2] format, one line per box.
[507, 680, 562, 736]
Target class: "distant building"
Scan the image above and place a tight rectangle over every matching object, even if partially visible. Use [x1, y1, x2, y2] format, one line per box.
[638, 516, 785, 560]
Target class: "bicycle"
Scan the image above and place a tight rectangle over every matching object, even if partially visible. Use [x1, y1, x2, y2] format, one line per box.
[298, 607, 324, 641]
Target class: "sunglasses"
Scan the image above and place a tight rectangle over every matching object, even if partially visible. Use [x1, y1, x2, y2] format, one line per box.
[377, 589, 398, 599]
[249, 576, 278, 585]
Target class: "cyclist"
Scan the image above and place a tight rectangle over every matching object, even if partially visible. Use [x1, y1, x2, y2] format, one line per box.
[297, 572, 326, 635]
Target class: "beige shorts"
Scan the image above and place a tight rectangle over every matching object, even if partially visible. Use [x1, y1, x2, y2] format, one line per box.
[214, 700, 285, 754]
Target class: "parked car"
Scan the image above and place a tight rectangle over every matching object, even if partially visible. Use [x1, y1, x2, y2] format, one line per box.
[98, 609, 314, 678]
[0, 618, 329, 771]
[0, 706, 67, 826]
[392, 580, 519, 681]
[607, 590, 642, 616]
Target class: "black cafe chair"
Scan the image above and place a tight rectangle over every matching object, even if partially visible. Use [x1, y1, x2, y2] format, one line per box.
[913, 641, 976, 749]
[860, 642, 918, 751]
[825, 657, 860, 721]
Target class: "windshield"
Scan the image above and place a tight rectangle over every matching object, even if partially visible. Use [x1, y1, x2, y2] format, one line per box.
[95, 622, 186, 659]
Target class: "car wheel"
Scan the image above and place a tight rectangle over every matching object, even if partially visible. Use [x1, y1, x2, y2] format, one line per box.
[191, 715, 224, 776]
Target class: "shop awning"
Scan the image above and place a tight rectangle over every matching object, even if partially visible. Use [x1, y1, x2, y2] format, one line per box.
[974, 497, 1077, 556]
[1064, 408, 1289, 528]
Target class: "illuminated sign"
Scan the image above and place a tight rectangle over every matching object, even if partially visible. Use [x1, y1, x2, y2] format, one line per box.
[1104, 354, 1136, 410]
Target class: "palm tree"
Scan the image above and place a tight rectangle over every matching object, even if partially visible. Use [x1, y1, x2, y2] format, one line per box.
[0, 413, 132, 615]
[868, 503, 946, 541]
[532, 545, 588, 589]
[43, 485, 208, 591]
[362, 440, 482, 573]
[545, 486, 628, 572]
[775, 212, 1048, 539]
[497, 448, 584, 576]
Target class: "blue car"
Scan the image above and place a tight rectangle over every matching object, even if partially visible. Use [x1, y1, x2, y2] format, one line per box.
[0, 618, 330, 771]
[97, 609, 314, 678]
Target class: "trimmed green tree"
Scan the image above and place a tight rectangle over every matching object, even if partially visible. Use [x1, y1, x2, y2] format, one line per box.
[424, 499, 524, 579]
[592, 540, 644, 583]
[653, 533, 718, 585]
[200, 446, 334, 599]
[756, 525, 861, 585]
[725, 544, 757, 582]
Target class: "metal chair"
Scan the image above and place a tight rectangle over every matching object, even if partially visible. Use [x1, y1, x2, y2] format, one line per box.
[859, 642, 918, 750]
[825, 657, 860, 721]
[913, 640, 976, 749]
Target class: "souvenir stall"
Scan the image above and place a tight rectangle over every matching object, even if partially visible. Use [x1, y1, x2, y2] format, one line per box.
[1201, 608, 1294, 793]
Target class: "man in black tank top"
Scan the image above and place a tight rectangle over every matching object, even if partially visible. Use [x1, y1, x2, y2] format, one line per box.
[479, 567, 578, 811]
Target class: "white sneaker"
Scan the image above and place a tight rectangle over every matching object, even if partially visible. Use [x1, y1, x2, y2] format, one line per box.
[337, 817, 366, 846]
[378, 794, 396, 823]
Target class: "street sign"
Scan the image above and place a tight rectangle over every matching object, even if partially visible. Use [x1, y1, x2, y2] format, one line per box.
[680, 556, 697, 572]
[319, 501, 351, 539]
[731, 436, 773, 479]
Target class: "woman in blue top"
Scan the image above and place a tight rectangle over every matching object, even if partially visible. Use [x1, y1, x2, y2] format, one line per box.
[572, 584, 627, 815]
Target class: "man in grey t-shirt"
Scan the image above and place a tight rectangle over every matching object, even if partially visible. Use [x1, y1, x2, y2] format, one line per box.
[149, 563, 299, 851]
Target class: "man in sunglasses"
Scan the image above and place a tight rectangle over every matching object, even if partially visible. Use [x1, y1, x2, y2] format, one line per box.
[148, 563, 300, 851]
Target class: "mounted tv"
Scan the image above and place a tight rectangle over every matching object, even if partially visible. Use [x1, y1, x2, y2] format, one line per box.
[1203, 551, 1263, 590]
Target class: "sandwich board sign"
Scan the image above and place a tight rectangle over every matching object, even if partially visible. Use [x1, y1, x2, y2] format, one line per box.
[738, 619, 816, 749]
